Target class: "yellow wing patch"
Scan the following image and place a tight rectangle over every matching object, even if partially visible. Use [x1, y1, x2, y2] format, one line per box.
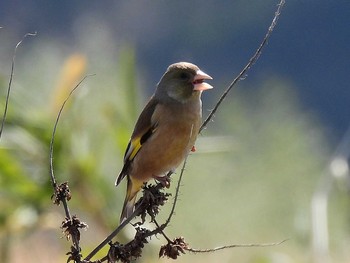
[125, 125, 157, 162]
[117, 132, 152, 186]
[129, 138, 142, 160]
[125, 137, 142, 162]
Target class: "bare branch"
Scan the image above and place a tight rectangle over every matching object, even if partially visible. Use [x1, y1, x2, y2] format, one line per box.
[200, 0, 286, 133]
[49, 74, 94, 259]
[0, 32, 37, 139]
[49, 74, 94, 188]
[186, 239, 289, 253]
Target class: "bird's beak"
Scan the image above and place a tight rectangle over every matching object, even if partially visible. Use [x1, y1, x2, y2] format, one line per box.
[193, 69, 213, 91]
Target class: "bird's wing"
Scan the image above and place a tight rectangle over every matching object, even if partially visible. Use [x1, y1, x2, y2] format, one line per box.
[115, 97, 159, 186]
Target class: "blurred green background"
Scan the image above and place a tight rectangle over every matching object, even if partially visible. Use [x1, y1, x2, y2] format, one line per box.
[1, 1, 350, 263]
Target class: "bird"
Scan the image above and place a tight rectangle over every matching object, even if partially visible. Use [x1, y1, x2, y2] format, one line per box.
[116, 62, 213, 223]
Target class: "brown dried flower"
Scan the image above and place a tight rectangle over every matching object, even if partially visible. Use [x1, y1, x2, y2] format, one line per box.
[159, 237, 188, 259]
[52, 181, 72, 205]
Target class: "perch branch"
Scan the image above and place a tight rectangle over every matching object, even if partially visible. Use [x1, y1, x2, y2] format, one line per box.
[84, 201, 145, 261]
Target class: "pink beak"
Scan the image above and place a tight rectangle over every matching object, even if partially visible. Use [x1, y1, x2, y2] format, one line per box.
[193, 69, 213, 91]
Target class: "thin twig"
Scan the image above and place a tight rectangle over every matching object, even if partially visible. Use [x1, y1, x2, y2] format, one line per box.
[49, 74, 94, 188]
[164, 153, 189, 227]
[84, 201, 144, 261]
[0, 32, 37, 139]
[200, 0, 285, 133]
[187, 239, 289, 253]
[153, 218, 172, 243]
[49, 74, 94, 256]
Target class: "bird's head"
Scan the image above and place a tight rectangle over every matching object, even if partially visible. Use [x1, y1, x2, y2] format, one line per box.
[156, 62, 213, 103]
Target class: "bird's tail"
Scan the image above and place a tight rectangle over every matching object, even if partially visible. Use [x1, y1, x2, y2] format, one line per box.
[120, 177, 143, 224]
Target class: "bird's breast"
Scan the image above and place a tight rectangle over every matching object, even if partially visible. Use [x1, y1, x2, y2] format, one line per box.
[131, 101, 201, 181]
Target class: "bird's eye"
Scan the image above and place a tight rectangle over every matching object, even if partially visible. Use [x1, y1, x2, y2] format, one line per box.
[179, 72, 189, 80]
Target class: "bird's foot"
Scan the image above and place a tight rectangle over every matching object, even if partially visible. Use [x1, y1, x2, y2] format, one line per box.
[154, 174, 171, 188]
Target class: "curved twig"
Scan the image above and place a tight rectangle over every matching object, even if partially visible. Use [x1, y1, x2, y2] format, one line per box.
[0, 32, 37, 139]
[49, 74, 94, 188]
[200, 0, 285, 133]
[49, 74, 94, 256]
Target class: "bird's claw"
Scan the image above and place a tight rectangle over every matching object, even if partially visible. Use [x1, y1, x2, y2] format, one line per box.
[155, 175, 171, 188]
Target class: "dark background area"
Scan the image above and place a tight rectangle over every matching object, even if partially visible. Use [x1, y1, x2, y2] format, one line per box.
[1, 0, 349, 141]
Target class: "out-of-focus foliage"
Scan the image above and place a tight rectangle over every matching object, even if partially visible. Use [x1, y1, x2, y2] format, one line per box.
[0, 21, 349, 263]
[0, 36, 141, 262]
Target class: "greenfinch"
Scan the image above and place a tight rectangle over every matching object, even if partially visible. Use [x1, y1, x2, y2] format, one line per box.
[116, 62, 213, 222]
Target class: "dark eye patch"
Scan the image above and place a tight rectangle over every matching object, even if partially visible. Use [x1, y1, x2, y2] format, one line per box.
[179, 72, 190, 80]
